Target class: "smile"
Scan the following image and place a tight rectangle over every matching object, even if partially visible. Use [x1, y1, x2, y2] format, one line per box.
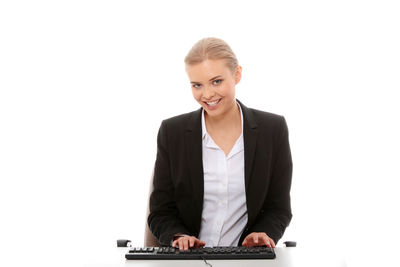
[205, 99, 221, 107]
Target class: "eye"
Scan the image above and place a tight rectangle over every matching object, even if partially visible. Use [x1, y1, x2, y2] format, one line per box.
[192, 83, 201, 89]
[212, 79, 223, 85]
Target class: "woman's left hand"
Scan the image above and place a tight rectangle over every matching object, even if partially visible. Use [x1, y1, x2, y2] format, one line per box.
[242, 232, 276, 248]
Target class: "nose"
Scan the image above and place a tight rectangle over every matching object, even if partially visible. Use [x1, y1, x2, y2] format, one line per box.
[202, 85, 215, 100]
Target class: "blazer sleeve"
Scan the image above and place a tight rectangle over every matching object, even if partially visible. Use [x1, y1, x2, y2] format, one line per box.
[147, 120, 190, 246]
[249, 116, 293, 244]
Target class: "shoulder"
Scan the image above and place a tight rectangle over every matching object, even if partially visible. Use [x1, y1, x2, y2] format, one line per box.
[251, 108, 288, 135]
[243, 106, 290, 147]
[248, 107, 284, 125]
[240, 102, 289, 142]
[241, 103, 287, 131]
[159, 108, 201, 133]
[238, 99, 285, 128]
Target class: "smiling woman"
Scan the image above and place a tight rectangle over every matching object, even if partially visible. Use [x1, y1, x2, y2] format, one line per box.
[187, 59, 240, 117]
[148, 37, 293, 251]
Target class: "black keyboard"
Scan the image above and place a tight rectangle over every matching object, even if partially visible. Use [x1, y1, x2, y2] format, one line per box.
[125, 246, 276, 260]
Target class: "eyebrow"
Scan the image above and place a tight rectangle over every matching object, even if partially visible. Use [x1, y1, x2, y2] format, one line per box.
[190, 75, 222, 84]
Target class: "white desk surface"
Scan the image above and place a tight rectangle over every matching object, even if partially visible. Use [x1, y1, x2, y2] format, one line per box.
[84, 245, 347, 267]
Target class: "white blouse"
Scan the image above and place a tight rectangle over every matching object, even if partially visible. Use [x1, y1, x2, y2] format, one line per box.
[198, 102, 248, 247]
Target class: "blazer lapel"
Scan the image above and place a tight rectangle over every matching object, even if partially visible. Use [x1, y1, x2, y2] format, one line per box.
[185, 108, 204, 231]
[237, 100, 259, 192]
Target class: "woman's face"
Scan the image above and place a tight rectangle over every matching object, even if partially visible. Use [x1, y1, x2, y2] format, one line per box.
[186, 59, 242, 118]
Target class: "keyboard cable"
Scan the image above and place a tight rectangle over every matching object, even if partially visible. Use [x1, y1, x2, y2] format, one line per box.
[201, 256, 212, 267]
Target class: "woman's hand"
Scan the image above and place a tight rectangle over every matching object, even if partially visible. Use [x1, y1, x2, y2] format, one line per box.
[172, 235, 206, 250]
[242, 232, 276, 248]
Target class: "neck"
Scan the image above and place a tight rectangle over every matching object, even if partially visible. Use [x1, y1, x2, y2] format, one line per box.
[205, 99, 240, 130]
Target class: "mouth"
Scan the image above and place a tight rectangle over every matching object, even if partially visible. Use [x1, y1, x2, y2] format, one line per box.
[204, 98, 222, 107]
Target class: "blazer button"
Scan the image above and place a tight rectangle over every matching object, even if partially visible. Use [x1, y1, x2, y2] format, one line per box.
[261, 209, 265, 213]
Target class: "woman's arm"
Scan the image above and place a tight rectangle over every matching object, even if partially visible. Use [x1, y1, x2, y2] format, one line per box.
[147, 121, 190, 246]
[247, 116, 293, 244]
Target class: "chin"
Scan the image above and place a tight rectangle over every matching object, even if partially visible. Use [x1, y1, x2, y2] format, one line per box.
[205, 107, 225, 117]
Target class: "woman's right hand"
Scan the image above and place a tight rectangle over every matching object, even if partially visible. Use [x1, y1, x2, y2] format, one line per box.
[172, 235, 206, 250]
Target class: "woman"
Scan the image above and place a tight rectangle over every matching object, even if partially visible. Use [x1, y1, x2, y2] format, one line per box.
[148, 37, 293, 250]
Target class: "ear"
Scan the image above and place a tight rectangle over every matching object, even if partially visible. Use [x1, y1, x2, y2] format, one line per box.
[235, 65, 242, 84]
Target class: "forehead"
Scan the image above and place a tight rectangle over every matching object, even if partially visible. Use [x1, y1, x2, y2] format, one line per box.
[186, 59, 230, 82]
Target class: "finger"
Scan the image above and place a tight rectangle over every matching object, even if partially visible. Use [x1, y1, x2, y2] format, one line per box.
[194, 239, 206, 247]
[179, 239, 185, 250]
[173, 237, 183, 248]
[269, 237, 276, 248]
[242, 237, 248, 247]
[243, 234, 253, 247]
[253, 235, 258, 244]
[261, 235, 271, 247]
[245, 235, 256, 246]
[183, 239, 189, 250]
[189, 237, 195, 248]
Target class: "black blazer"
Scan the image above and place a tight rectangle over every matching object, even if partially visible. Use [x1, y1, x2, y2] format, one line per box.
[148, 100, 293, 246]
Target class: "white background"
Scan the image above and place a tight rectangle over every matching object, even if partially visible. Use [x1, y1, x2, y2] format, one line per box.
[1, 1, 399, 266]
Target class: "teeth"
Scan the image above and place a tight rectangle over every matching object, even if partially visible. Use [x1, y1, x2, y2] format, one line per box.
[207, 100, 219, 106]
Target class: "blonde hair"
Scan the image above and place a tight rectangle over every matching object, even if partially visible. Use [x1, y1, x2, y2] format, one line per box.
[184, 37, 239, 73]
